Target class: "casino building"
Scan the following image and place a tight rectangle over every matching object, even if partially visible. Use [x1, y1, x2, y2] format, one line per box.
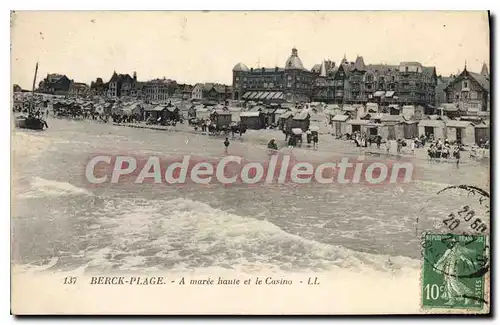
[232, 48, 316, 103]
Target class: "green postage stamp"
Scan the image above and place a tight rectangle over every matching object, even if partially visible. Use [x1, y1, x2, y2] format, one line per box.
[421, 233, 489, 310]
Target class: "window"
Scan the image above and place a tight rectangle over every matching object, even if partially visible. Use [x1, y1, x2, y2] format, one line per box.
[405, 67, 409, 73]
[470, 91, 477, 99]
[463, 81, 468, 88]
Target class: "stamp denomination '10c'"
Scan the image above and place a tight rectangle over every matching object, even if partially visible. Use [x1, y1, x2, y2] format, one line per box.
[421, 233, 489, 310]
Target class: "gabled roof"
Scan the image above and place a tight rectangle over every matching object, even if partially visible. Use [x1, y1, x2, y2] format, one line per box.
[446, 69, 490, 93]
[46, 73, 67, 83]
[334, 64, 350, 78]
[354, 56, 366, 71]
[468, 71, 490, 92]
[109, 72, 134, 84]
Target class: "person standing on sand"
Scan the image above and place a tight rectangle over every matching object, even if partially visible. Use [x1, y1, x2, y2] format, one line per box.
[224, 137, 230, 153]
[453, 145, 461, 168]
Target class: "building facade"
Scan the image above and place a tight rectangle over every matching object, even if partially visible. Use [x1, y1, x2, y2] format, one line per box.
[106, 71, 137, 98]
[142, 78, 178, 103]
[192, 83, 231, 102]
[38, 73, 72, 95]
[311, 56, 438, 107]
[444, 63, 490, 116]
[232, 48, 316, 103]
[175, 84, 194, 99]
[68, 82, 90, 98]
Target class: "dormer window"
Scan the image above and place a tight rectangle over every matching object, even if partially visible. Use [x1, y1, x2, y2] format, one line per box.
[463, 81, 468, 89]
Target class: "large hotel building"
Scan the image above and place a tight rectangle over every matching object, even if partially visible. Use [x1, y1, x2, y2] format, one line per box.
[232, 48, 438, 108]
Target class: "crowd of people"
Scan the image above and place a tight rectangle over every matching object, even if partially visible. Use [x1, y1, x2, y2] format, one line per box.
[427, 138, 463, 166]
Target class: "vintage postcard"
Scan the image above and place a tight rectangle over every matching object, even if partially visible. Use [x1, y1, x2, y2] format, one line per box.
[10, 11, 490, 315]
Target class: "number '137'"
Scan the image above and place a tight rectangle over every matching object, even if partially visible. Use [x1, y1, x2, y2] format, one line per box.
[63, 276, 77, 284]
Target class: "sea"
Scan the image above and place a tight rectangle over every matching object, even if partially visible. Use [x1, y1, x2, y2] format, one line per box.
[10, 117, 490, 313]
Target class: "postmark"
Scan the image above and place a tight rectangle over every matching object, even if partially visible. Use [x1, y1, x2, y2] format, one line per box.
[417, 185, 490, 237]
[421, 233, 489, 310]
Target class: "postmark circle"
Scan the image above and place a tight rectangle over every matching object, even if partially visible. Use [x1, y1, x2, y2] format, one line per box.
[417, 184, 490, 237]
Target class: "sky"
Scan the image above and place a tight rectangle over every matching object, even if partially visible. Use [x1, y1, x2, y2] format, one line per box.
[11, 11, 490, 89]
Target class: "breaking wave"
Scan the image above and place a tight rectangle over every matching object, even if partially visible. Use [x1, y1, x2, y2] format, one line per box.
[14, 197, 420, 275]
[17, 177, 94, 199]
